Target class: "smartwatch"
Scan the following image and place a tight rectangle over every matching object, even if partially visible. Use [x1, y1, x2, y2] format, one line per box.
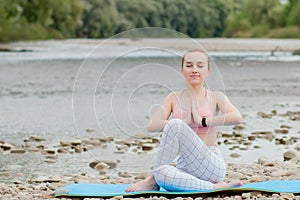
[201, 117, 207, 127]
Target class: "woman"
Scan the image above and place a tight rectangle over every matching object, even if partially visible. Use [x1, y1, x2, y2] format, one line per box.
[126, 50, 243, 192]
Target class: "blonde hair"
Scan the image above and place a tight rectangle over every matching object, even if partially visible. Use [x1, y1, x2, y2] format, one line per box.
[181, 50, 210, 69]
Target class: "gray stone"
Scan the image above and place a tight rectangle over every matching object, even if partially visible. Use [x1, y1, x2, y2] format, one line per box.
[70, 139, 82, 146]
[60, 140, 71, 147]
[44, 149, 56, 154]
[57, 147, 69, 153]
[274, 128, 289, 134]
[100, 159, 118, 169]
[230, 153, 240, 158]
[10, 149, 26, 154]
[142, 143, 155, 151]
[2, 143, 14, 150]
[89, 160, 100, 169]
[86, 128, 95, 133]
[94, 162, 109, 172]
[283, 150, 298, 161]
[25, 135, 46, 142]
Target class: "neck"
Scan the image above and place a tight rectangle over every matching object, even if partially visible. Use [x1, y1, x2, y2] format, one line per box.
[186, 83, 206, 97]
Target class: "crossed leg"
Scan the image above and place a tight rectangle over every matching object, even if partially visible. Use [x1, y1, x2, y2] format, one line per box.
[126, 119, 242, 192]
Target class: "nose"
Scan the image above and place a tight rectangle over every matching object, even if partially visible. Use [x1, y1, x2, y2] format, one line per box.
[192, 65, 198, 73]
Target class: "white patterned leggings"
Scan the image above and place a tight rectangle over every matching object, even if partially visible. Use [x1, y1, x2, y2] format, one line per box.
[152, 118, 226, 191]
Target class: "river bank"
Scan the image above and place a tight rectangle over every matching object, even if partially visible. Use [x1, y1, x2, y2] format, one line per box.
[0, 38, 299, 199]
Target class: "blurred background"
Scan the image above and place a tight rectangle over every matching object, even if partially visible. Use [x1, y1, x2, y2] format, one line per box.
[0, 0, 299, 42]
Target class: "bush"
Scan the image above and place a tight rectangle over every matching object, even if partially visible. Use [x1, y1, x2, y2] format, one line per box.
[267, 26, 300, 38]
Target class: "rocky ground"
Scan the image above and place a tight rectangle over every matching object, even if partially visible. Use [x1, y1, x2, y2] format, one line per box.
[1, 110, 300, 200]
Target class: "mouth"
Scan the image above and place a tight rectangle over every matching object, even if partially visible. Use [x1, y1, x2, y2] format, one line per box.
[190, 74, 201, 78]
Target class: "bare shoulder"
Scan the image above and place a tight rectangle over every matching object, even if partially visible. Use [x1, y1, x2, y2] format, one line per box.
[209, 90, 227, 101]
[167, 91, 181, 99]
[165, 90, 182, 106]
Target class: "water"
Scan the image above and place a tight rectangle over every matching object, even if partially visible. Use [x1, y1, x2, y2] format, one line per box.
[0, 39, 299, 183]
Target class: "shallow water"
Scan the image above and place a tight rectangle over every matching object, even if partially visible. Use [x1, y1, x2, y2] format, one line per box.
[0, 40, 299, 183]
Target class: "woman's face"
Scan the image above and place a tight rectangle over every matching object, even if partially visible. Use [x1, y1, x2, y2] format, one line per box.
[182, 51, 210, 86]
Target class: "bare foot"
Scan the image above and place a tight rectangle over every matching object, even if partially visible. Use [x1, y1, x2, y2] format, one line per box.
[125, 175, 159, 192]
[213, 181, 243, 189]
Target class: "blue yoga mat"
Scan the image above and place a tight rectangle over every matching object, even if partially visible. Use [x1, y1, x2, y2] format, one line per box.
[55, 180, 300, 197]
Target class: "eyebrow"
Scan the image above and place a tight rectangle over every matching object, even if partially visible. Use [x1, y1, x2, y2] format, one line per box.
[185, 61, 204, 64]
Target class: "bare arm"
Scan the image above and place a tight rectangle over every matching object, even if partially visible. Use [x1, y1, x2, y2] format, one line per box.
[146, 92, 173, 132]
[192, 91, 242, 126]
[208, 92, 242, 126]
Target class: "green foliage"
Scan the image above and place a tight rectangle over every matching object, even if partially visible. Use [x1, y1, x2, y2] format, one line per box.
[267, 26, 300, 38]
[223, 0, 300, 38]
[285, 0, 300, 27]
[0, 0, 83, 42]
[1, 0, 300, 41]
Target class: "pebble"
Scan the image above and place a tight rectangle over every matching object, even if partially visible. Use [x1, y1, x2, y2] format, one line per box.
[230, 153, 240, 158]
[89, 160, 100, 169]
[283, 150, 298, 161]
[43, 149, 56, 154]
[247, 135, 256, 140]
[116, 144, 128, 152]
[233, 132, 243, 137]
[70, 139, 82, 146]
[94, 162, 110, 172]
[83, 139, 101, 146]
[102, 159, 118, 169]
[74, 146, 83, 153]
[36, 144, 45, 150]
[280, 124, 292, 129]
[249, 175, 265, 182]
[24, 135, 46, 142]
[45, 155, 57, 160]
[257, 111, 273, 118]
[241, 192, 251, 199]
[57, 147, 69, 153]
[233, 123, 246, 130]
[280, 192, 295, 199]
[99, 136, 114, 143]
[86, 128, 96, 133]
[60, 140, 71, 147]
[32, 176, 48, 183]
[46, 176, 61, 183]
[2, 143, 14, 150]
[274, 128, 289, 134]
[243, 141, 252, 146]
[44, 159, 56, 163]
[27, 147, 40, 152]
[10, 149, 26, 154]
[118, 172, 132, 178]
[141, 143, 155, 151]
[221, 133, 233, 138]
[275, 138, 289, 145]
